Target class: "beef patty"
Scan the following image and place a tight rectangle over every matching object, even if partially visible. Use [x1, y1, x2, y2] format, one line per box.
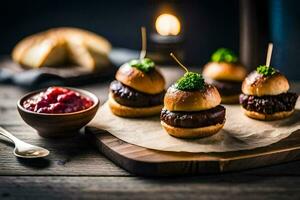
[110, 80, 165, 107]
[240, 92, 298, 114]
[160, 105, 226, 128]
[206, 78, 242, 96]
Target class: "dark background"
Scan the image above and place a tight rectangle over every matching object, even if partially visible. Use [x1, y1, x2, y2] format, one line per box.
[0, 0, 299, 79]
[0, 0, 240, 66]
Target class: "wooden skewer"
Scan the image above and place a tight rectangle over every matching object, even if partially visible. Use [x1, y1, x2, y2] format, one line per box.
[266, 43, 273, 67]
[170, 53, 189, 73]
[139, 27, 147, 59]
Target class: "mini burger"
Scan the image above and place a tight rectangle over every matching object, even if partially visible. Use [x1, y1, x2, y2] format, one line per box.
[109, 27, 166, 117]
[240, 65, 298, 120]
[160, 53, 226, 138]
[203, 48, 247, 104]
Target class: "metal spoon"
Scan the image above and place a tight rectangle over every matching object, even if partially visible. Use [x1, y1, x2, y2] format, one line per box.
[0, 126, 49, 158]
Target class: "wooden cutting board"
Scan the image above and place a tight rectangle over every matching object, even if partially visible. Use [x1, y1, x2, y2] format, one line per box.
[85, 127, 300, 176]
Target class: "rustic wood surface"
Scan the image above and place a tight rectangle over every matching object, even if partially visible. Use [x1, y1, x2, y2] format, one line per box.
[1, 67, 300, 199]
[86, 127, 300, 176]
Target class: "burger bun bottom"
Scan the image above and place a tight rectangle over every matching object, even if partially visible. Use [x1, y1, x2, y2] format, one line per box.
[161, 121, 225, 139]
[242, 107, 294, 121]
[108, 95, 163, 118]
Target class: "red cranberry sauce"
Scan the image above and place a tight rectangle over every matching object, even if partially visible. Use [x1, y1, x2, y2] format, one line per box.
[23, 87, 94, 113]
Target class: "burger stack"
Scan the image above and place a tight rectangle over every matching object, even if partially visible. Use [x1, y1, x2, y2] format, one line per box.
[203, 48, 247, 104]
[109, 58, 166, 117]
[240, 65, 298, 120]
[160, 54, 226, 138]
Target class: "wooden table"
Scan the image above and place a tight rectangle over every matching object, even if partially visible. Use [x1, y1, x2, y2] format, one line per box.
[1, 70, 300, 200]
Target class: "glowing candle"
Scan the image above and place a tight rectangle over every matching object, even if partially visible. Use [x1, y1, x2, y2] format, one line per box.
[149, 13, 184, 64]
[155, 13, 181, 36]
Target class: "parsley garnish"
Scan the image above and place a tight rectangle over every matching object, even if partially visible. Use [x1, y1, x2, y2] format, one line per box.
[256, 65, 276, 76]
[129, 58, 155, 73]
[211, 48, 238, 63]
[175, 72, 205, 91]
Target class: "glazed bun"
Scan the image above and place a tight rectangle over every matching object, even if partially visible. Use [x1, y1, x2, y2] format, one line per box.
[242, 71, 289, 96]
[203, 62, 247, 81]
[116, 63, 165, 95]
[241, 107, 294, 121]
[164, 84, 221, 112]
[108, 93, 162, 117]
[161, 121, 224, 138]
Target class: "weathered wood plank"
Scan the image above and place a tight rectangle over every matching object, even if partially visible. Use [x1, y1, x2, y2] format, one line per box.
[1, 176, 300, 200]
[0, 125, 128, 176]
[3, 125, 300, 177]
[0, 109, 24, 125]
[0, 85, 27, 98]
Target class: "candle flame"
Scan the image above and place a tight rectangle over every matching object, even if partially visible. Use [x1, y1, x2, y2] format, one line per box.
[155, 13, 181, 36]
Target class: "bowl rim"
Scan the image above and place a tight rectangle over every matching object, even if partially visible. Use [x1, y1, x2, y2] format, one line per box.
[17, 87, 100, 116]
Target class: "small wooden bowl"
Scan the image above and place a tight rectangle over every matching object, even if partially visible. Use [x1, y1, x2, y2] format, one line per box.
[17, 87, 99, 138]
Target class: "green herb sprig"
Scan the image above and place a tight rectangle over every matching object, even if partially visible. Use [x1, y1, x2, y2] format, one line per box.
[129, 58, 155, 73]
[211, 48, 238, 63]
[256, 65, 276, 76]
[175, 72, 204, 91]
[170, 53, 205, 91]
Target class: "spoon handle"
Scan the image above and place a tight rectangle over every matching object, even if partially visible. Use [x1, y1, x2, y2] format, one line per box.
[0, 126, 22, 144]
